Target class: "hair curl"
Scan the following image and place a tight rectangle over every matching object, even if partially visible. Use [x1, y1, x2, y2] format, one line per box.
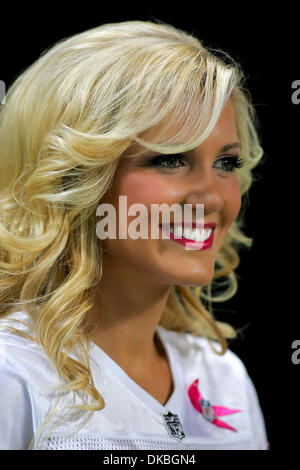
[0, 19, 264, 437]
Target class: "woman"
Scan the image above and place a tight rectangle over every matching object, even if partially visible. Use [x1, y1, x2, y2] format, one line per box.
[0, 19, 269, 450]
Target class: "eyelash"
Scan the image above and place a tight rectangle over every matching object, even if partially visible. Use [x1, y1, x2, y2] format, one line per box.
[146, 154, 245, 173]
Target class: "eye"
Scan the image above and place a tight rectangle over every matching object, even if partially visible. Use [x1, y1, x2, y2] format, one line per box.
[144, 153, 245, 172]
[214, 155, 244, 173]
[145, 154, 186, 169]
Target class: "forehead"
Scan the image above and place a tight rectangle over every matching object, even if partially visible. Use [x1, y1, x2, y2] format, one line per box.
[123, 99, 238, 159]
[203, 100, 238, 144]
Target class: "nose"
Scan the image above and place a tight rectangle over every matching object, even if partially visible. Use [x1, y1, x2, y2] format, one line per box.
[183, 164, 224, 216]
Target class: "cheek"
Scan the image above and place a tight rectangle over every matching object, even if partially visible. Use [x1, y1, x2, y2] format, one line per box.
[102, 171, 172, 266]
[117, 171, 173, 207]
[223, 178, 242, 223]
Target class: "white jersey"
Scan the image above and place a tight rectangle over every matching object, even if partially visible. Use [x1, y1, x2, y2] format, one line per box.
[0, 310, 269, 450]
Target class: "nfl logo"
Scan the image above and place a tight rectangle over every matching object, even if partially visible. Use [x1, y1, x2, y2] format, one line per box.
[163, 411, 185, 440]
[199, 398, 216, 422]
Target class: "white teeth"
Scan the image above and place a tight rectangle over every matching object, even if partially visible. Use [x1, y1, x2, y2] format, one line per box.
[174, 226, 183, 238]
[164, 225, 212, 241]
[181, 228, 212, 241]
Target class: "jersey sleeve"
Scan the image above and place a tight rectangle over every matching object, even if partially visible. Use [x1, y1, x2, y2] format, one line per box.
[245, 372, 270, 450]
[0, 360, 34, 450]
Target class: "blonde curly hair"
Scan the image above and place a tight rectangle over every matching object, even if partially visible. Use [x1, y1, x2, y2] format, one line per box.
[0, 19, 263, 428]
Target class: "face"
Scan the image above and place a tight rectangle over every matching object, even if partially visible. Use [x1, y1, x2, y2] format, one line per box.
[98, 99, 242, 287]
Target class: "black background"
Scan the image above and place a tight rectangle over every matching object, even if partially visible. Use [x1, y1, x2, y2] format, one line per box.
[1, 3, 299, 452]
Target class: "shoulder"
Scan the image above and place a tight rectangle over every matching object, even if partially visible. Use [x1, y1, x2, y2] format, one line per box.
[158, 325, 246, 378]
[0, 310, 58, 395]
[158, 325, 253, 410]
[158, 326, 269, 449]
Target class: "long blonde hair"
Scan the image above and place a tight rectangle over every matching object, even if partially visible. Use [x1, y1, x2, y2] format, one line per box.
[0, 19, 263, 426]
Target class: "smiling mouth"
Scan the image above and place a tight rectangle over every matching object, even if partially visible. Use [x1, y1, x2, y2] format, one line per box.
[158, 223, 216, 242]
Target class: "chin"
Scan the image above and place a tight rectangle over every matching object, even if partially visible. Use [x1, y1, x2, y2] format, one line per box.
[176, 279, 213, 288]
[166, 268, 215, 288]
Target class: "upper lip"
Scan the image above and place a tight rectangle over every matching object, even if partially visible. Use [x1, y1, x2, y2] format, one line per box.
[159, 222, 217, 229]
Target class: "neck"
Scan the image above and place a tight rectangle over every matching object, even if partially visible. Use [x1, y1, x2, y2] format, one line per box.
[86, 255, 172, 375]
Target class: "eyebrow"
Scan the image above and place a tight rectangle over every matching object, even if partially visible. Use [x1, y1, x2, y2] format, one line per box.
[219, 142, 241, 153]
[127, 141, 242, 160]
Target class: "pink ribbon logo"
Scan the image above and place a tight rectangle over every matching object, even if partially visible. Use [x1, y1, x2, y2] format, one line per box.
[188, 378, 241, 432]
